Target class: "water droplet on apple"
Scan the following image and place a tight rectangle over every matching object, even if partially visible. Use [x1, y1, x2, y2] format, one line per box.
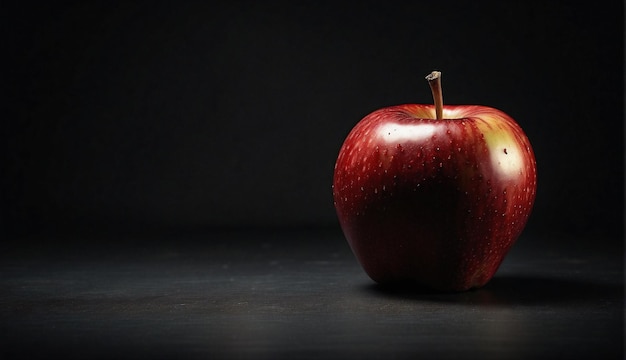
[360, 186, 364, 191]
[382, 185, 386, 191]
[446, 129, 451, 135]
[374, 188, 378, 194]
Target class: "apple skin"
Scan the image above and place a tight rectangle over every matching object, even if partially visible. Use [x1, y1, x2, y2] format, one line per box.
[333, 104, 537, 291]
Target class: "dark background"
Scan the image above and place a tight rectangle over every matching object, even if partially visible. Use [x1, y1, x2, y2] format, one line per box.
[3, 1, 624, 244]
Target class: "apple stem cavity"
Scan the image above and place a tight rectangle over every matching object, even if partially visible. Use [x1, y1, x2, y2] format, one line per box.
[425, 71, 444, 120]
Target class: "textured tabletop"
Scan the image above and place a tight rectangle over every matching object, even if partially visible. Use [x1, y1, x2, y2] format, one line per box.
[1, 230, 623, 359]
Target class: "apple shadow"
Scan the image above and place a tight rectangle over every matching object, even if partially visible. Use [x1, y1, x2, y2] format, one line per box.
[363, 275, 624, 307]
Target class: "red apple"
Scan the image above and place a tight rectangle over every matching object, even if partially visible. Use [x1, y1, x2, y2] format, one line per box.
[332, 71, 537, 291]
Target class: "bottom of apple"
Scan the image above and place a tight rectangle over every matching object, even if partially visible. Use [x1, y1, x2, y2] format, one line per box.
[359, 260, 500, 293]
[367, 276, 491, 293]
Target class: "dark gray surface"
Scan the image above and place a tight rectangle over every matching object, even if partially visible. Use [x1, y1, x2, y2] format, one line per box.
[1, 231, 623, 359]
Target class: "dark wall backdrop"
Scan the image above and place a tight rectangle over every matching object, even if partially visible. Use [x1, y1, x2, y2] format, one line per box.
[3, 1, 624, 242]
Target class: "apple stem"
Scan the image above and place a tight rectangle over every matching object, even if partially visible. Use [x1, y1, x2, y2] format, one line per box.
[425, 71, 443, 120]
